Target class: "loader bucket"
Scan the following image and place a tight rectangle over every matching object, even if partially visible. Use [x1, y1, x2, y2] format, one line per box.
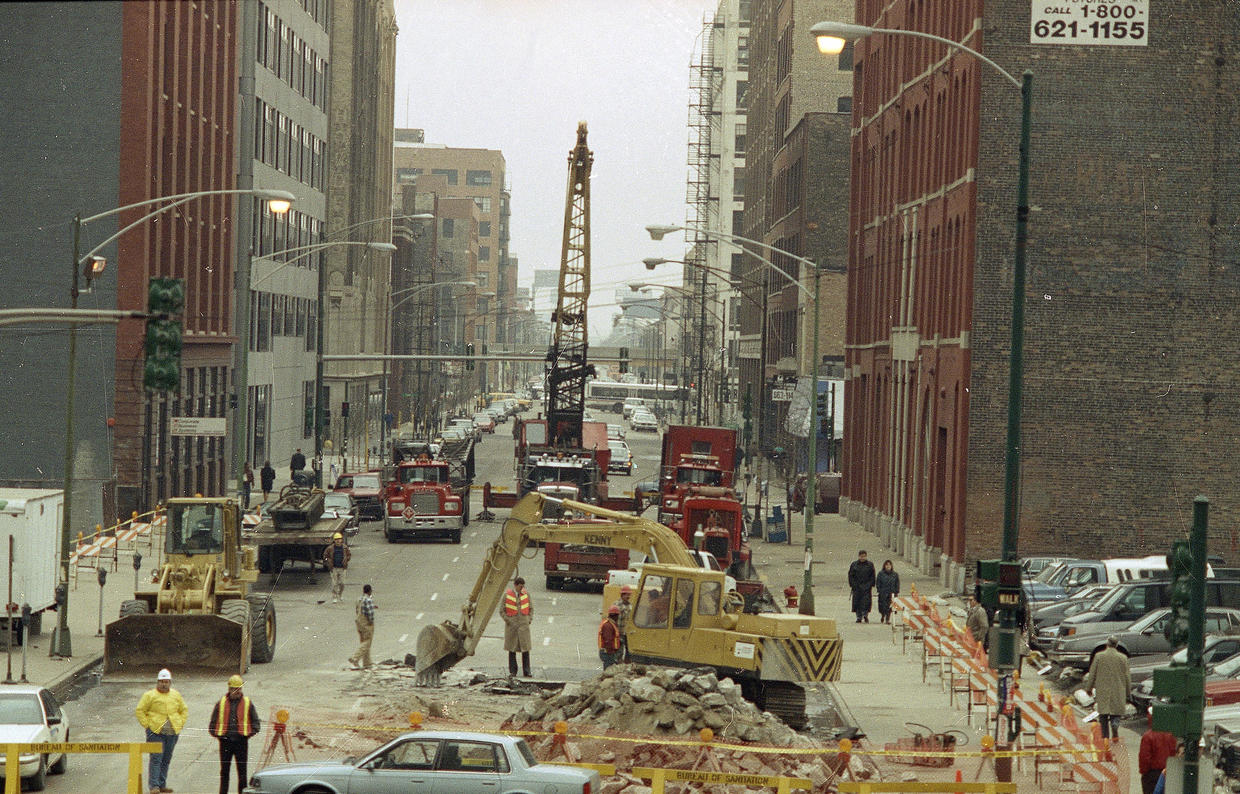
[415, 622, 466, 685]
[103, 614, 251, 681]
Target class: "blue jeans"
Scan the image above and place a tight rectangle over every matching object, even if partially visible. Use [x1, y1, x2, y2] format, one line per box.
[146, 729, 179, 789]
[599, 650, 621, 669]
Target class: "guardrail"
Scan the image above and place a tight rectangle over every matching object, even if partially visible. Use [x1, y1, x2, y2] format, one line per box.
[2, 741, 161, 794]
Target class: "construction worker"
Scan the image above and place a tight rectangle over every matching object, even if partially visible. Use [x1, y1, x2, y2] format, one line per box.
[348, 583, 377, 669]
[135, 668, 188, 794]
[321, 532, 350, 603]
[501, 576, 533, 677]
[612, 585, 633, 662]
[207, 674, 261, 794]
[599, 605, 622, 668]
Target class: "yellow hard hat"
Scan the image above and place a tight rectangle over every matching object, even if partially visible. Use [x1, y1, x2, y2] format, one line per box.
[228, 674, 244, 688]
[333, 533, 343, 540]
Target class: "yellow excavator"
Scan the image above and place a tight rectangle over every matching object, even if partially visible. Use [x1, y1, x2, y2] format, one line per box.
[416, 492, 841, 728]
[103, 497, 276, 679]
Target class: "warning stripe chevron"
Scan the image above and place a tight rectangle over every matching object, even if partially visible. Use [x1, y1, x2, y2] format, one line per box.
[756, 637, 843, 682]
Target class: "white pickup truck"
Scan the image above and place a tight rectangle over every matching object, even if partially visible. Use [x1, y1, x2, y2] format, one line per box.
[607, 550, 738, 593]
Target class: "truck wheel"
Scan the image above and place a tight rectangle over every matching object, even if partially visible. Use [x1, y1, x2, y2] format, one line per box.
[450, 529, 461, 544]
[119, 599, 150, 618]
[546, 576, 561, 590]
[462, 492, 471, 526]
[384, 518, 394, 543]
[257, 546, 272, 574]
[247, 594, 277, 664]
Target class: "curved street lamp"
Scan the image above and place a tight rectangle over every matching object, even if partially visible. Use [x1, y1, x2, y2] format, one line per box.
[648, 222, 823, 616]
[810, 19, 1033, 674]
[55, 186, 296, 658]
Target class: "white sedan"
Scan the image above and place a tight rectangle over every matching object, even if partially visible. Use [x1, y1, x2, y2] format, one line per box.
[630, 411, 658, 432]
[0, 685, 69, 790]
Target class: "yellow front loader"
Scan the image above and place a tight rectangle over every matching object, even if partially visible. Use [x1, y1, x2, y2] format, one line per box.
[103, 497, 277, 680]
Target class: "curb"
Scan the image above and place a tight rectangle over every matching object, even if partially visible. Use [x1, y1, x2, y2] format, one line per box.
[44, 652, 103, 701]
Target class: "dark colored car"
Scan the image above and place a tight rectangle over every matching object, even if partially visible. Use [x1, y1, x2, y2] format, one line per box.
[332, 472, 385, 520]
[321, 491, 359, 537]
[1129, 633, 1240, 685]
[1047, 606, 1240, 669]
[1133, 647, 1240, 712]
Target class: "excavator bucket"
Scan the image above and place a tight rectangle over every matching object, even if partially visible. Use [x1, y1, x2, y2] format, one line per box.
[414, 622, 466, 685]
[103, 614, 251, 681]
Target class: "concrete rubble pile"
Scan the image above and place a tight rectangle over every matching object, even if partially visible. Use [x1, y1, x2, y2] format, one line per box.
[503, 663, 869, 792]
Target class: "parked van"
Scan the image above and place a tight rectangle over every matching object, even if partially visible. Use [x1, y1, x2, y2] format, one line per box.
[1024, 556, 1175, 605]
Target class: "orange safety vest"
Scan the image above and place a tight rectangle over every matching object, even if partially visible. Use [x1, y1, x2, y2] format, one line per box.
[503, 588, 530, 616]
[598, 618, 621, 651]
[210, 695, 253, 738]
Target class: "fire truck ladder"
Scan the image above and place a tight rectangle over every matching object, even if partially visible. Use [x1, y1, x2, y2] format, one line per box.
[546, 122, 595, 449]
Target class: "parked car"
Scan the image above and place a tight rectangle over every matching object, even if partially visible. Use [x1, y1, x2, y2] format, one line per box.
[1133, 648, 1240, 712]
[622, 398, 648, 419]
[1021, 556, 1076, 577]
[472, 413, 496, 434]
[630, 411, 658, 432]
[450, 418, 481, 441]
[1051, 578, 1240, 648]
[1025, 557, 1172, 606]
[607, 440, 633, 475]
[1046, 606, 1240, 669]
[606, 423, 626, 440]
[0, 685, 69, 790]
[321, 492, 359, 537]
[1029, 584, 1118, 651]
[1129, 633, 1240, 686]
[242, 730, 600, 794]
[332, 472, 385, 521]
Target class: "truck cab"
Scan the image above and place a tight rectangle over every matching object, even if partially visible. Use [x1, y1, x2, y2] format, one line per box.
[384, 456, 464, 543]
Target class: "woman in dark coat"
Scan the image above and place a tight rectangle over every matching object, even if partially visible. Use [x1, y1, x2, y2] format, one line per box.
[876, 560, 900, 624]
[259, 460, 276, 503]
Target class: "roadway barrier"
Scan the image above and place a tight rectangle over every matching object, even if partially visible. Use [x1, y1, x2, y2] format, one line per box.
[2, 741, 161, 794]
[838, 784, 1017, 793]
[634, 766, 811, 793]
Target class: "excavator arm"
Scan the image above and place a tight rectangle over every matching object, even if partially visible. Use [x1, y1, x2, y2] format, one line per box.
[415, 492, 696, 683]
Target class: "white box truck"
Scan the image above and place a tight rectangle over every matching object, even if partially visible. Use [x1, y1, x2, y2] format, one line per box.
[0, 489, 63, 639]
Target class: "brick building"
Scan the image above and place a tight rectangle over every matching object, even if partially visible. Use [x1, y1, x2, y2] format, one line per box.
[842, 1, 1240, 588]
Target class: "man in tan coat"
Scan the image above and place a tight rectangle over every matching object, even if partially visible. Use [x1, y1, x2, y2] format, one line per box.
[501, 576, 533, 677]
[1083, 635, 1131, 742]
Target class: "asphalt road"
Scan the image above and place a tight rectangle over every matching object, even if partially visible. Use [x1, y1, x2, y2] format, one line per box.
[48, 409, 653, 793]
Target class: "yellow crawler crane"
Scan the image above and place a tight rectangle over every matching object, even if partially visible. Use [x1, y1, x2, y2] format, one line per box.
[103, 497, 276, 679]
[416, 492, 841, 728]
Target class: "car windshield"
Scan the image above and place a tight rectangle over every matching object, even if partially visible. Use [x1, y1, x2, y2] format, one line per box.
[0, 694, 44, 724]
[352, 475, 381, 489]
[1215, 652, 1240, 678]
[323, 494, 350, 509]
[609, 443, 627, 454]
[1130, 609, 1169, 631]
[1034, 562, 1068, 584]
[474, 415, 491, 422]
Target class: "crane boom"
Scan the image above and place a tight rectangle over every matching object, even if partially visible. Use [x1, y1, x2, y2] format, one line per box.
[546, 122, 594, 448]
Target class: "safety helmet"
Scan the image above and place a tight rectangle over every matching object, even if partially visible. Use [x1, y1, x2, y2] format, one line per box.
[607, 605, 621, 616]
[620, 585, 633, 595]
[333, 532, 343, 540]
[157, 669, 172, 681]
[228, 674, 244, 688]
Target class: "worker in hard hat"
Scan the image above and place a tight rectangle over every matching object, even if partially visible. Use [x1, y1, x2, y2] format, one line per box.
[207, 674, 261, 794]
[321, 532, 351, 603]
[599, 605, 622, 669]
[135, 668, 188, 794]
[612, 585, 634, 662]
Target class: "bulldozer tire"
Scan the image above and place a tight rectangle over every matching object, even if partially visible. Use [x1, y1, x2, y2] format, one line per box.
[119, 599, 150, 619]
[247, 594, 277, 664]
[257, 546, 273, 574]
[221, 598, 251, 627]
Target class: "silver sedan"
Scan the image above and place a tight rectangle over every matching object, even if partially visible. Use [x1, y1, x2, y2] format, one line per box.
[243, 730, 599, 794]
[1048, 606, 1240, 670]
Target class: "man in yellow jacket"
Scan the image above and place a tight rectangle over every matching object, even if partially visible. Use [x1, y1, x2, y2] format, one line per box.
[135, 668, 188, 794]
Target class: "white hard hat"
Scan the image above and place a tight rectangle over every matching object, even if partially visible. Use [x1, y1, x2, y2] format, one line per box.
[157, 668, 172, 681]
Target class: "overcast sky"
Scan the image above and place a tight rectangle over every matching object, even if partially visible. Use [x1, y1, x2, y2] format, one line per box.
[392, 0, 716, 336]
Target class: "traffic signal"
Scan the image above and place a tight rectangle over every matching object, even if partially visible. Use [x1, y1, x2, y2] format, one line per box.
[1152, 663, 1204, 735]
[143, 277, 184, 391]
[975, 559, 1000, 611]
[1165, 539, 1194, 647]
[619, 347, 629, 375]
[465, 343, 475, 371]
[997, 561, 1023, 610]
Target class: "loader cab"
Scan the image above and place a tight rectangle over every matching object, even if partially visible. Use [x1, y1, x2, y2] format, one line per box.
[168, 502, 225, 556]
[629, 567, 729, 661]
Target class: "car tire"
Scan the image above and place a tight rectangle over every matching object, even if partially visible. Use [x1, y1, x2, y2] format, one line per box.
[49, 732, 67, 774]
[26, 755, 46, 791]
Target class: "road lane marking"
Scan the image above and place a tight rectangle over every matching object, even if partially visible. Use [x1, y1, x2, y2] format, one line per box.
[416, 613, 424, 621]
[452, 557, 460, 563]
[399, 633, 408, 643]
[547, 616, 554, 624]
[431, 592, 438, 601]
[462, 543, 469, 550]
[551, 598, 557, 607]
[442, 573, 450, 581]
[543, 636, 551, 646]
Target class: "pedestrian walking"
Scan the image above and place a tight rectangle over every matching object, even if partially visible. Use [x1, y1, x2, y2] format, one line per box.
[290, 448, 307, 483]
[135, 668, 188, 794]
[965, 594, 990, 644]
[208, 674, 261, 794]
[612, 585, 633, 661]
[1083, 635, 1131, 743]
[241, 463, 254, 510]
[501, 576, 533, 677]
[321, 532, 351, 603]
[876, 559, 900, 624]
[348, 584, 376, 669]
[847, 550, 876, 623]
[1139, 709, 1178, 794]
[259, 460, 276, 503]
[599, 605, 622, 669]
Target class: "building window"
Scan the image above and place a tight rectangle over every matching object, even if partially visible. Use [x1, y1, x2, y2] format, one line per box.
[479, 220, 491, 237]
[737, 36, 749, 68]
[732, 210, 744, 234]
[837, 96, 853, 113]
[442, 218, 454, 238]
[476, 271, 489, 288]
[474, 196, 492, 213]
[735, 80, 748, 110]
[838, 41, 854, 71]
[306, 299, 317, 353]
[731, 253, 745, 280]
[733, 167, 746, 198]
[479, 245, 491, 262]
[397, 167, 421, 184]
[466, 169, 493, 186]
[734, 121, 746, 155]
[738, 0, 751, 23]
[431, 168, 458, 185]
[303, 380, 315, 438]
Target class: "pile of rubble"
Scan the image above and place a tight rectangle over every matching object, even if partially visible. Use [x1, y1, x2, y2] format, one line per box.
[503, 663, 875, 792]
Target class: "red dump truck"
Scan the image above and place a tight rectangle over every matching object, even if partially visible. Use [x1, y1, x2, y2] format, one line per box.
[382, 440, 474, 543]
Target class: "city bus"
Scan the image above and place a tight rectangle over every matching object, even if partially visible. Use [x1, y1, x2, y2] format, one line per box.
[585, 381, 687, 414]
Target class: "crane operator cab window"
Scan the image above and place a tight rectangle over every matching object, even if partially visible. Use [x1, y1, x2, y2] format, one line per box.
[634, 575, 672, 628]
[672, 578, 696, 629]
[168, 503, 224, 555]
[698, 580, 722, 616]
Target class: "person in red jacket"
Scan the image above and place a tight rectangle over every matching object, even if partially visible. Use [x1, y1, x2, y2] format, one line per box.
[1139, 709, 1178, 794]
[598, 605, 622, 668]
